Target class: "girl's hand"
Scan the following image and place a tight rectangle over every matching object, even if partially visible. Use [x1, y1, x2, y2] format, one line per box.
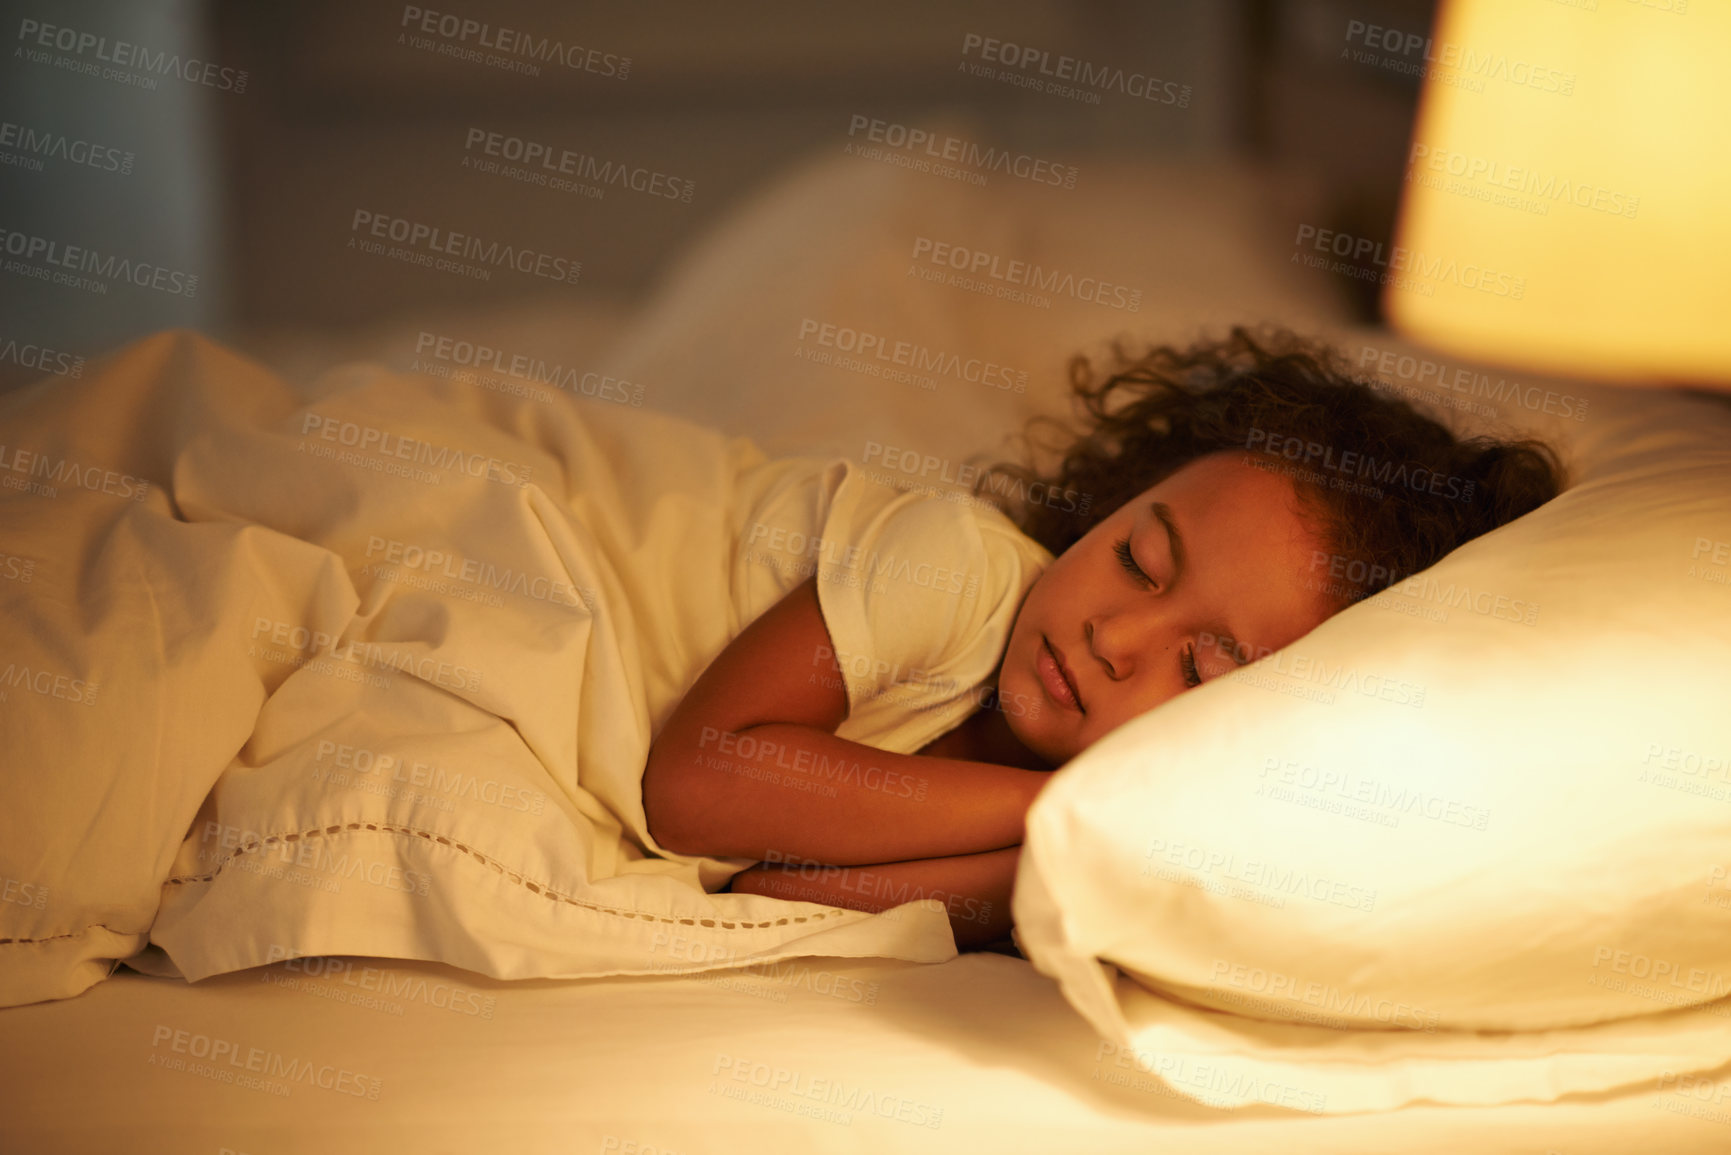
[728, 846, 1022, 951]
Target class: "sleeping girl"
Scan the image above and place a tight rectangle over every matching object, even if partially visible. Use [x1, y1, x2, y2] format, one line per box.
[642, 326, 1561, 949]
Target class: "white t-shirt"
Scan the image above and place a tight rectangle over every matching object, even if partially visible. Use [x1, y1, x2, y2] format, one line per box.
[729, 456, 1055, 755]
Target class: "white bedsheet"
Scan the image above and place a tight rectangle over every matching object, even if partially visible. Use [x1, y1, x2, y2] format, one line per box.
[0, 950, 1720, 1154]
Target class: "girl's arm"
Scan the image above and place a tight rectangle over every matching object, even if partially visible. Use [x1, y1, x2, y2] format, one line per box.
[728, 847, 1021, 951]
[644, 577, 1048, 866]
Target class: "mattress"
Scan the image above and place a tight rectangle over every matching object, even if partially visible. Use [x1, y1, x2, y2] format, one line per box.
[1, 951, 1718, 1154]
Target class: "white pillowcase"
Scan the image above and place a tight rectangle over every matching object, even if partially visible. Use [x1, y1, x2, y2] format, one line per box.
[1015, 324, 1731, 1108]
[598, 115, 1350, 466]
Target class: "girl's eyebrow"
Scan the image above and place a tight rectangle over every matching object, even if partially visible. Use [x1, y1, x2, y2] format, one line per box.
[1151, 499, 1252, 668]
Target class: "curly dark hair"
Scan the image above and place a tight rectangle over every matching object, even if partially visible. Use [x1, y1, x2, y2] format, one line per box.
[971, 326, 1564, 610]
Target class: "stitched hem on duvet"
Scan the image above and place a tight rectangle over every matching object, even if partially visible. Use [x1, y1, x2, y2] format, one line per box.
[163, 820, 845, 930]
[0, 924, 146, 946]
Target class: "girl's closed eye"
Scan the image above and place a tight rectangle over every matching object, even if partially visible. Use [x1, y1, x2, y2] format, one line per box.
[1179, 645, 1201, 688]
[1113, 535, 1151, 589]
[1117, 534, 1204, 687]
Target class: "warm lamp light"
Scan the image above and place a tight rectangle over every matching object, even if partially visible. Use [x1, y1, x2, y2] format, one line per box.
[1384, 0, 1730, 388]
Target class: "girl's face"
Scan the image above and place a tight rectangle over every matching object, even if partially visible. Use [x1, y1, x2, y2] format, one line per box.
[998, 450, 1338, 766]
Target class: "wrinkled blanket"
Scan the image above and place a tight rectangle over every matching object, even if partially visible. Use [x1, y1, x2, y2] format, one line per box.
[0, 330, 952, 1005]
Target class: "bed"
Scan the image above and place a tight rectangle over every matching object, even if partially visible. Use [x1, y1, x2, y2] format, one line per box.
[4, 139, 1731, 1155]
[0, 950, 1704, 1155]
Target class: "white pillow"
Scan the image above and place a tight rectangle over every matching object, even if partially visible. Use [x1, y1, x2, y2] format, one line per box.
[599, 116, 1351, 467]
[1015, 325, 1731, 1108]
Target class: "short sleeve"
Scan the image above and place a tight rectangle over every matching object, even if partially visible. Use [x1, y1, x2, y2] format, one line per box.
[811, 464, 1053, 752]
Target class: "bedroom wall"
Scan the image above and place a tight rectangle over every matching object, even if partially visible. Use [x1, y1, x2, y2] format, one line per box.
[0, 0, 230, 389]
[0, 0, 1437, 390]
[204, 0, 1245, 333]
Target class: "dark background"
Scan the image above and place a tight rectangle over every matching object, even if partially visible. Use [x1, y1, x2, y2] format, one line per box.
[0, 0, 1437, 389]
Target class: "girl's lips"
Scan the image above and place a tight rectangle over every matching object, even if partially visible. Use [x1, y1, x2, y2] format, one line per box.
[1038, 636, 1083, 712]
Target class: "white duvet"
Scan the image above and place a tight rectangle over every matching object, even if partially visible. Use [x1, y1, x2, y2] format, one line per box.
[0, 330, 954, 1007]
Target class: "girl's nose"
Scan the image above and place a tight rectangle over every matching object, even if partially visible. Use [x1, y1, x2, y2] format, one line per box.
[1085, 608, 1171, 682]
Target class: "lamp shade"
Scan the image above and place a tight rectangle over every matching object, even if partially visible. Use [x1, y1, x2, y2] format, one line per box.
[1385, 0, 1730, 388]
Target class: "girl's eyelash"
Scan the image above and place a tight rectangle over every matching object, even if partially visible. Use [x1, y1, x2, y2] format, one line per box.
[1114, 534, 1199, 686]
[1180, 646, 1201, 688]
[1115, 533, 1195, 685]
[1113, 535, 1152, 588]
